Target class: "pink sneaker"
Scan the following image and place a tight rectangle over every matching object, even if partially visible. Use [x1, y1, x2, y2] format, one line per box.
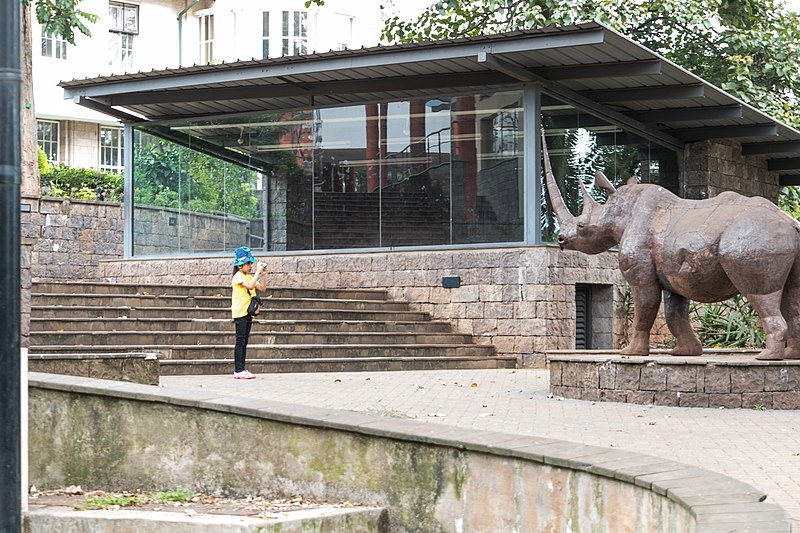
[233, 370, 256, 379]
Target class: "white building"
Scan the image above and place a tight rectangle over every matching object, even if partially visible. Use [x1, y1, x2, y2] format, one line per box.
[32, 0, 383, 172]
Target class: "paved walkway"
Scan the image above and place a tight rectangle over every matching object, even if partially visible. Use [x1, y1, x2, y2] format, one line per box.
[161, 369, 800, 528]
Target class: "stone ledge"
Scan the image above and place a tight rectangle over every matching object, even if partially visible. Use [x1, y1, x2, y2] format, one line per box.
[548, 352, 800, 409]
[29, 373, 790, 532]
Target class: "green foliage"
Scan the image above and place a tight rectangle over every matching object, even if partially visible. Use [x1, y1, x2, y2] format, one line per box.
[779, 186, 800, 220]
[74, 493, 144, 510]
[689, 294, 765, 349]
[37, 145, 51, 175]
[753, 403, 767, 411]
[133, 136, 260, 219]
[154, 487, 194, 503]
[24, 0, 98, 44]
[382, 0, 800, 128]
[41, 164, 123, 202]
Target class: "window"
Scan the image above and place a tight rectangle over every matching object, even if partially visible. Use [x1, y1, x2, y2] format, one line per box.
[37, 121, 59, 164]
[199, 14, 214, 64]
[262, 12, 269, 59]
[100, 127, 124, 174]
[41, 31, 68, 59]
[108, 2, 138, 68]
[281, 11, 307, 56]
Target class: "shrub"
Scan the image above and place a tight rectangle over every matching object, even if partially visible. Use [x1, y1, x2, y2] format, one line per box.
[41, 165, 123, 202]
[689, 295, 765, 349]
[37, 146, 51, 175]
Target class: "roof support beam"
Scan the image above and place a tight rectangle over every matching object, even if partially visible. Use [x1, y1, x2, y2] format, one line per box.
[742, 140, 800, 156]
[769, 158, 800, 172]
[625, 105, 742, 124]
[477, 53, 684, 151]
[779, 175, 800, 186]
[101, 71, 513, 106]
[532, 59, 661, 80]
[76, 97, 145, 123]
[583, 84, 705, 103]
[667, 123, 778, 142]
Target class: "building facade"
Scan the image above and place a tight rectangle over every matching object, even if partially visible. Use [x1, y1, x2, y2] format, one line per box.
[32, 0, 382, 171]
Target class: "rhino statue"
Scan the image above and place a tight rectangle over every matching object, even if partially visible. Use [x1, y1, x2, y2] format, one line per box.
[542, 136, 800, 360]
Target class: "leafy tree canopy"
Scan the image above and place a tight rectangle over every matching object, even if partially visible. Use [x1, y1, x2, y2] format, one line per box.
[24, 0, 98, 44]
[381, 0, 800, 127]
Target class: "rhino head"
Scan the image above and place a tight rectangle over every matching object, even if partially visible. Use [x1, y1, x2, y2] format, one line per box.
[542, 134, 624, 255]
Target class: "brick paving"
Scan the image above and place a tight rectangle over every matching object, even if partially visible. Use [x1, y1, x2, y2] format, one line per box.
[161, 368, 800, 528]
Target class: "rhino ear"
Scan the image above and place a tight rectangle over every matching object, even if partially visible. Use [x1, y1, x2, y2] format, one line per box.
[626, 176, 638, 186]
[594, 171, 616, 193]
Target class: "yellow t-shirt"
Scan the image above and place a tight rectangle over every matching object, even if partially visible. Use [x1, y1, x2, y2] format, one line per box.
[231, 271, 256, 319]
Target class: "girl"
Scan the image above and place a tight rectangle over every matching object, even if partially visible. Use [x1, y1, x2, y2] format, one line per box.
[231, 246, 267, 379]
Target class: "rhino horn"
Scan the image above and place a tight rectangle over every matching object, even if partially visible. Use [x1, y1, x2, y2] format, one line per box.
[579, 178, 597, 213]
[627, 176, 638, 186]
[594, 171, 616, 193]
[541, 133, 574, 224]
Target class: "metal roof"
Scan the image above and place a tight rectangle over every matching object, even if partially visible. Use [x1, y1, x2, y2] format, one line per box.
[61, 22, 800, 185]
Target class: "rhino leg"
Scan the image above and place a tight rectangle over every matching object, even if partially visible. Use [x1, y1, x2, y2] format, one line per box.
[781, 269, 800, 359]
[663, 291, 702, 356]
[748, 290, 787, 361]
[620, 284, 661, 356]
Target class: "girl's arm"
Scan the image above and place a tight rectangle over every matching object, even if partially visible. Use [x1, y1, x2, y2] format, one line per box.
[254, 264, 268, 292]
[241, 263, 267, 291]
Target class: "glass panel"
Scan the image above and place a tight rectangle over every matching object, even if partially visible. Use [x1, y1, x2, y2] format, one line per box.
[539, 94, 678, 242]
[381, 99, 452, 247]
[313, 105, 379, 249]
[262, 11, 269, 58]
[451, 91, 524, 244]
[130, 89, 529, 257]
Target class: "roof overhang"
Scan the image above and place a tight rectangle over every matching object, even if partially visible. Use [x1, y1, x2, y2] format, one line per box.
[61, 22, 800, 177]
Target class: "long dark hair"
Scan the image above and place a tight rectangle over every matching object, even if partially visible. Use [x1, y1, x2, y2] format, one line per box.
[232, 264, 242, 275]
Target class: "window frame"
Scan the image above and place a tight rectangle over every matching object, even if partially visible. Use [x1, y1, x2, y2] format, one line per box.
[281, 10, 308, 57]
[199, 13, 215, 64]
[37, 120, 60, 164]
[41, 30, 68, 59]
[99, 126, 125, 174]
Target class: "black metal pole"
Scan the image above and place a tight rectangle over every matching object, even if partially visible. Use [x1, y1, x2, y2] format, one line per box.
[0, 0, 22, 530]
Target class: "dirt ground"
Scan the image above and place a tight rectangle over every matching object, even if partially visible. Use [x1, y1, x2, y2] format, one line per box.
[28, 486, 360, 519]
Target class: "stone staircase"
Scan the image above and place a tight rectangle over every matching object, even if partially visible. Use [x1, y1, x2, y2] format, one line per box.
[29, 281, 516, 375]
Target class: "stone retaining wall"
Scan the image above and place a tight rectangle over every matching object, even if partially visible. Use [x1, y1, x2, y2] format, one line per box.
[98, 247, 626, 360]
[28, 374, 791, 532]
[549, 353, 800, 409]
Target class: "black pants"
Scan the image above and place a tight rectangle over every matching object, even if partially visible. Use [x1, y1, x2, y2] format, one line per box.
[233, 315, 253, 373]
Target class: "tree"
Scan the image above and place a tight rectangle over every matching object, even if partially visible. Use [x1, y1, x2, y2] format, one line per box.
[382, 0, 800, 128]
[20, 0, 97, 195]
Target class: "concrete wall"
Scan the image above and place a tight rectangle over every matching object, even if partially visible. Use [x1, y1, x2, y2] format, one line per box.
[29, 374, 789, 533]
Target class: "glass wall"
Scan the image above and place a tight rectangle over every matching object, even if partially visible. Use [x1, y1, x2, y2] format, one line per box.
[540, 94, 678, 242]
[131, 90, 525, 256]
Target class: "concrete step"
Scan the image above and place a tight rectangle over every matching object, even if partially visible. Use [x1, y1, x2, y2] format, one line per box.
[32, 282, 388, 301]
[31, 306, 431, 321]
[29, 343, 497, 360]
[31, 294, 409, 311]
[26, 505, 389, 533]
[30, 317, 451, 333]
[160, 355, 517, 374]
[29, 330, 473, 346]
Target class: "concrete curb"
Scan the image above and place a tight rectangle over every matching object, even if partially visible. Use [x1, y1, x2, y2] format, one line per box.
[28, 372, 792, 532]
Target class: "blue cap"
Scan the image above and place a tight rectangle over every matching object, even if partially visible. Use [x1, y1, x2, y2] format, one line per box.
[233, 246, 256, 266]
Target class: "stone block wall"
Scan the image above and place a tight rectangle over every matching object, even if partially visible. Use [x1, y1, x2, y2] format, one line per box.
[133, 205, 249, 255]
[681, 139, 779, 201]
[99, 247, 626, 361]
[549, 355, 800, 409]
